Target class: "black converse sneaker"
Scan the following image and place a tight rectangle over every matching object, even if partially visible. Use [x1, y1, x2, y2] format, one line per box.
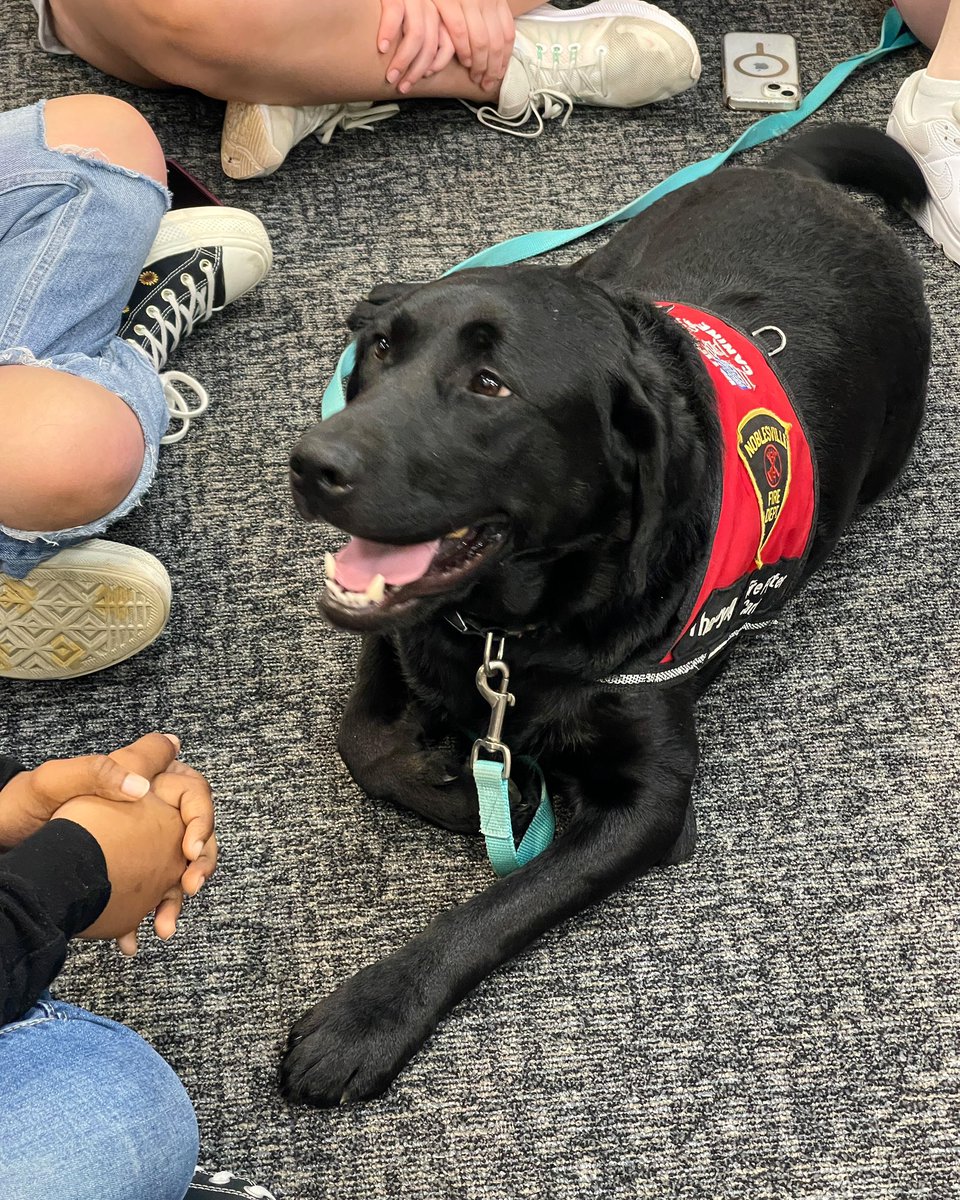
[120, 206, 273, 442]
[187, 1169, 277, 1199]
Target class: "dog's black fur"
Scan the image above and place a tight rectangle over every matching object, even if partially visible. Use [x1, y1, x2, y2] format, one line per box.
[283, 125, 930, 1106]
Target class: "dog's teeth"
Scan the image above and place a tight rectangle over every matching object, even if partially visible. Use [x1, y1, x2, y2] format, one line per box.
[324, 551, 337, 581]
[446, 527, 469, 540]
[324, 570, 386, 609]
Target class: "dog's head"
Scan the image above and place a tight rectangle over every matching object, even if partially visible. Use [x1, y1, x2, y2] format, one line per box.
[291, 267, 706, 634]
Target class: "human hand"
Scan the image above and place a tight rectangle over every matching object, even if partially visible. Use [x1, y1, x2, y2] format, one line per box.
[0, 732, 180, 849]
[433, 0, 515, 90]
[51, 790, 189, 944]
[114, 760, 219, 955]
[378, 0, 455, 93]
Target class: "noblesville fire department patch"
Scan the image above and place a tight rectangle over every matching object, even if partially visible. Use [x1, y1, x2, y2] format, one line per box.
[601, 303, 817, 688]
[736, 408, 793, 567]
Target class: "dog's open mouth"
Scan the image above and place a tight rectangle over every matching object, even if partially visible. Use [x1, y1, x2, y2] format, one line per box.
[321, 522, 507, 625]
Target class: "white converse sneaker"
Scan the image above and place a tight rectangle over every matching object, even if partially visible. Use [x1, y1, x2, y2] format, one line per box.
[221, 100, 400, 179]
[0, 540, 171, 680]
[887, 69, 960, 263]
[475, 0, 700, 137]
[120, 206, 273, 441]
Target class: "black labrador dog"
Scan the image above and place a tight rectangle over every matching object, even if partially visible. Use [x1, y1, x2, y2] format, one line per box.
[284, 125, 930, 1106]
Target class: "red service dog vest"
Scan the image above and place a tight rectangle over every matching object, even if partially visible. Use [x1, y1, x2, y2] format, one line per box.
[606, 303, 817, 685]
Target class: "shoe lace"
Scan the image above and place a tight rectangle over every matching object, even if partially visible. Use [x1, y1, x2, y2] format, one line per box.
[124, 258, 215, 444]
[473, 88, 573, 138]
[316, 101, 400, 145]
[126, 259, 217, 371]
[470, 43, 604, 138]
[532, 41, 608, 99]
[159, 371, 209, 445]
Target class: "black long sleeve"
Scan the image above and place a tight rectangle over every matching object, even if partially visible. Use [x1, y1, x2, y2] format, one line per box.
[0, 755, 24, 792]
[0, 757, 111, 1026]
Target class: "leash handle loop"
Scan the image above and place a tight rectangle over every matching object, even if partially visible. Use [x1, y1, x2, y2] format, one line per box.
[474, 757, 556, 878]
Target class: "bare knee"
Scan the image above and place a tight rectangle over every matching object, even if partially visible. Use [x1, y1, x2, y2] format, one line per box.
[0, 366, 145, 532]
[43, 95, 166, 186]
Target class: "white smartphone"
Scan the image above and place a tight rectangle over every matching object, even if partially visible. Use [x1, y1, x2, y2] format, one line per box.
[722, 32, 802, 112]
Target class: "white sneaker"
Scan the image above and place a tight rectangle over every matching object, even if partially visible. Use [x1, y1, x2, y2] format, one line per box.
[475, 0, 700, 137]
[0, 540, 171, 680]
[120, 206, 273, 441]
[221, 101, 400, 179]
[887, 69, 960, 263]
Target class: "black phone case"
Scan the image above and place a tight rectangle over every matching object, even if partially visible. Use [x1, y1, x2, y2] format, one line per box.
[165, 158, 223, 208]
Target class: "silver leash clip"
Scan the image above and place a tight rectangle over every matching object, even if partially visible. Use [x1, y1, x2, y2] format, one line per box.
[470, 632, 516, 778]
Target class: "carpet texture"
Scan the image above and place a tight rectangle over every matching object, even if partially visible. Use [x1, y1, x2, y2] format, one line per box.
[1, 2, 958, 1197]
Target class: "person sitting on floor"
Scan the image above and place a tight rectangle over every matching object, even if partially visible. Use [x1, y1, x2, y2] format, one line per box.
[0, 94, 271, 682]
[888, 0, 960, 263]
[28, 0, 702, 178]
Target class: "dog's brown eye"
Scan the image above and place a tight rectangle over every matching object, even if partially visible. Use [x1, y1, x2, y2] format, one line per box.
[374, 336, 391, 360]
[470, 370, 511, 398]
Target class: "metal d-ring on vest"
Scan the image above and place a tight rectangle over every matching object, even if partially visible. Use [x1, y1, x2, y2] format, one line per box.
[470, 633, 556, 877]
[752, 325, 788, 356]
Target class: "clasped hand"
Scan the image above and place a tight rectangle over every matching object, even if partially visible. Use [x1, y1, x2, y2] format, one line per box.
[378, 0, 515, 92]
[0, 732, 218, 954]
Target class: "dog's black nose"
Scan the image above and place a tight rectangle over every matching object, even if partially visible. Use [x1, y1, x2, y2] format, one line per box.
[290, 438, 362, 500]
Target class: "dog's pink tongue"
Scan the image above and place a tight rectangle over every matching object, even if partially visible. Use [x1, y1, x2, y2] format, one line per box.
[334, 536, 441, 591]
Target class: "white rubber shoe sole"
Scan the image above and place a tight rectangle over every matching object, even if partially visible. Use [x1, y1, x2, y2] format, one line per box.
[221, 104, 288, 180]
[145, 207, 274, 305]
[0, 540, 171, 680]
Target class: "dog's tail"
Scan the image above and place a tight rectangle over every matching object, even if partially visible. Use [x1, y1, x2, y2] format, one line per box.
[763, 123, 926, 209]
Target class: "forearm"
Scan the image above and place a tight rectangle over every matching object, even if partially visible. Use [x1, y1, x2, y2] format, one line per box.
[0, 821, 110, 1026]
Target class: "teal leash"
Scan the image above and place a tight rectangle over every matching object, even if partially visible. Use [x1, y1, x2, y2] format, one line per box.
[320, 9, 916, 875]
[322, 8, 916, 422]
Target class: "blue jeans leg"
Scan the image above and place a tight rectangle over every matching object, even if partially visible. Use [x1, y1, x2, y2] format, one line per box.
[0, 99, 171, 577]
[0, 994, 198, 1200]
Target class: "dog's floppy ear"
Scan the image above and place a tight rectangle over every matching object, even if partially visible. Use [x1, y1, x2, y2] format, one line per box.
[596, 283, 711, 582]
[594, 285, 675, 455]
[346, 281, 423, 332]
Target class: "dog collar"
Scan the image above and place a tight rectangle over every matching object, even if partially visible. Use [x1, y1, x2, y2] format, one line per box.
[603, 302, 817, 686]
[444, 610, 539, 639]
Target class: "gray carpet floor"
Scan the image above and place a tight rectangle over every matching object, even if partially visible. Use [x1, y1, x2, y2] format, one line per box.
[1, 1, 958, 1197]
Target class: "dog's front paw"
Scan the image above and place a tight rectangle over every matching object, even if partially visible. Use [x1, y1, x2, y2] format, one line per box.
[280, 957, 439, 1107]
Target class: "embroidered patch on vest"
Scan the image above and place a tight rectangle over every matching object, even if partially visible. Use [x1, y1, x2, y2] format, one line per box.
[600, 303, 817, 687]
[736, 408, 793, 567]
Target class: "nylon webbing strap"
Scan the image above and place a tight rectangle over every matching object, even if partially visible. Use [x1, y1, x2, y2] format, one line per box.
[321, 9, 916, 419]
[474, 757, 556, 877]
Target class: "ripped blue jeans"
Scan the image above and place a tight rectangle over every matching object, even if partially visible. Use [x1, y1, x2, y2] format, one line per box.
[0, 100, 171, 578]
